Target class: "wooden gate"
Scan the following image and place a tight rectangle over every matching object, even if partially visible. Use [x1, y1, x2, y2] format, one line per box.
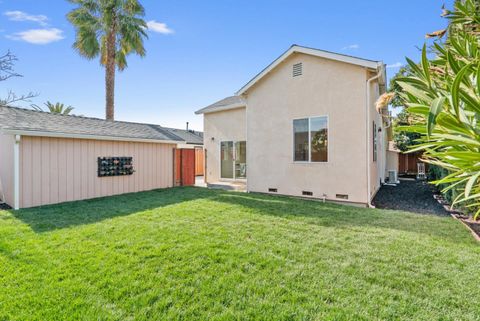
[195, 148, 204, 176]
[174, 149, 196, 186]
[399, 152, 426, 174]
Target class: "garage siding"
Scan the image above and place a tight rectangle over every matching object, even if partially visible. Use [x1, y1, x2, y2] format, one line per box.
[19, 136, 175, 208]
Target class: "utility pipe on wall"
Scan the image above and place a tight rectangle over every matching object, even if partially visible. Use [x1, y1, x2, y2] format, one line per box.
[366, 68, 382, 208]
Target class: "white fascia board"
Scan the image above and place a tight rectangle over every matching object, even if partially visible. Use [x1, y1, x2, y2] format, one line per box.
[195, 103, 246, 115]
[0, 129, 184, 145]
[237, 45, 383, 96]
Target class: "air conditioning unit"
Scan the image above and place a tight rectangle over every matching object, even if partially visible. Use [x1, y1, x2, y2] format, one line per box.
[388, 170, 399, 184]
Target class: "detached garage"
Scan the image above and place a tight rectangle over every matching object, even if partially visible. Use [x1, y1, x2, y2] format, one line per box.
[0, 106, 186, 209]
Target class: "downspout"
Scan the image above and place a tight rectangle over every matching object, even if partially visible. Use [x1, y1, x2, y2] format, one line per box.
[13, 134, 20, 210]
[366, 68, 382, 208]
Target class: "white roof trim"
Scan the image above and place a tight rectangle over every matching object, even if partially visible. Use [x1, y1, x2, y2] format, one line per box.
[195, 102, 246, 115]
[1, 129, 183, 145]
[236, 45, 383, 96]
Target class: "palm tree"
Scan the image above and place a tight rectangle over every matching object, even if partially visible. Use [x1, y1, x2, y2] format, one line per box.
[45, 101, 75, 115]
[67, 0, 148, 121]
[32, 101, 75, 115]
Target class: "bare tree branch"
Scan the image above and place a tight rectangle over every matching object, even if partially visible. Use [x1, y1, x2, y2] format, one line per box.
[0, 51, 40, 108]
[0, 50, 22, 82]
[0, 90, 39, 107]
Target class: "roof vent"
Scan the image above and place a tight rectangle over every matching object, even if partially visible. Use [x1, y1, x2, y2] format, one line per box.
[268, 188, 278, 193]
[293, 63, 303, 77]
[302, 190, 313, 196]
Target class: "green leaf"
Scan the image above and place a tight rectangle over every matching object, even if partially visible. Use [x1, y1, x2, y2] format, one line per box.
[447, 51, 460, 74]
[405, 57, 425, 80]
[458, 88, 480, 114]
[465, 172, 480, 197]
[421, 44, 431, 86]
[477, 63, 480, 96]
[474, 208, 480, 221]
[451, 64, 471, 118]
[394, 77, 430, 88]
[397, 81, 432, 103]
[427, 97, 446, 137]
[433, 133, 480, 147]
[407, 106, 430, 116]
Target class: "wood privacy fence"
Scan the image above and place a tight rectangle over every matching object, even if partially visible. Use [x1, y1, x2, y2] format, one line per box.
[195, 148, 204, 176]
[398, 152, 427, 174]
[174, 148, 197, 186]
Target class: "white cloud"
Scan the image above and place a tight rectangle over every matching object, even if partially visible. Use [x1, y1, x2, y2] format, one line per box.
[4, 10, 48, 26]
[387, 62, 403, 69]
[342, 44, 359, 50]
[146, 20, 174, 34]
[6, 28, 64, 44]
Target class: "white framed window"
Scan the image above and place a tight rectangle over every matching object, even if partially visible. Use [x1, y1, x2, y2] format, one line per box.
[293, 116, 328, 162]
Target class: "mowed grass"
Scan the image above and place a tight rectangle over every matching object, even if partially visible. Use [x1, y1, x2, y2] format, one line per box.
[1, 187, 479, 320]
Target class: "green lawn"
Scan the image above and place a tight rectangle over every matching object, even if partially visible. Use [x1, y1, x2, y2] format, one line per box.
[1, 187, 479, 320]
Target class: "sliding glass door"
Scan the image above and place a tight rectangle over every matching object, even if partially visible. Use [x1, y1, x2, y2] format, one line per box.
[221, 141, 234, 179]
[220, 141, 246, 180]
[234, 141, 246, 179]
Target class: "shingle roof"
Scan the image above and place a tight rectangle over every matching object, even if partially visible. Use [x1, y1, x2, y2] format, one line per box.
[163, 127, 203, 145]
[195, 96, 245, 114]
[0, 106, 185, 143]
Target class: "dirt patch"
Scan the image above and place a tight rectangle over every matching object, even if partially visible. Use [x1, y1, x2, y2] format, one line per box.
[373, 179, 448, 216]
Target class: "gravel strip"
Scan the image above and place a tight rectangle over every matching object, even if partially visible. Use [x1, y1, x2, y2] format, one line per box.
[373, 179, 448, 216]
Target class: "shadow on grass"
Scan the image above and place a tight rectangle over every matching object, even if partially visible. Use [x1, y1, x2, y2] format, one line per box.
[10, 187, 213, 233]
[209, 192, 471, 244]
[8, 187, 471, 244]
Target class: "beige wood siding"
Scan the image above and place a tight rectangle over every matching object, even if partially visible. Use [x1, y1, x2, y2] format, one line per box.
[19, 136, 174, 208]
[0, 134, 14, 207]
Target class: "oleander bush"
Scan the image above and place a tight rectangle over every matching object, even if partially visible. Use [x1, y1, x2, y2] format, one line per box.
[379, 0, 480, 218]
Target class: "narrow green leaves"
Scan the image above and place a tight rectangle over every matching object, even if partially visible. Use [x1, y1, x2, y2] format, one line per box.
[421, 44, 431, 86]
[427, 97, 446, 137]
[451, 63, 471, 118]
[465, 172, 480, 197]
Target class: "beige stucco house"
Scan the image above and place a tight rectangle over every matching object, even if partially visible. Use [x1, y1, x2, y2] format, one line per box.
[196, 45, 391, 206]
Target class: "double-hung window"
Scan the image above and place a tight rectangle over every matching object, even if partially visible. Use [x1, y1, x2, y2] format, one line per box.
[293, 116, 328, 162]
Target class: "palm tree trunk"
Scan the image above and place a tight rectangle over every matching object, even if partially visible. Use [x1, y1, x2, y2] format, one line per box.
[105, 28, 116, 121]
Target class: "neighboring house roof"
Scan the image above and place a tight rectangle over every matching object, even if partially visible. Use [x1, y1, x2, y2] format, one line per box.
[195, 96, 246, 115]
[388, 141, 401, 153]
[237, 45, 384, 95]
[0, 106, 185, 144]
[163, 127, 203, 145]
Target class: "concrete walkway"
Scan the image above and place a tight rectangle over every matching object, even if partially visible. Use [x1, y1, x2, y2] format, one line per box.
[195, 176, 246, 192]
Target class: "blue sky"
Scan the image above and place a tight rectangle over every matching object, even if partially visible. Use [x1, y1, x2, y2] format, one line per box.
[1, 0, 452, 130]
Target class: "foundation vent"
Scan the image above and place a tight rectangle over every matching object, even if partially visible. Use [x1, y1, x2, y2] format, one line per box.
[293, 63, 303, 77]
[336, 194, 349, 200]
[268, 188, 278, 193]
[302, 190, 313, 196]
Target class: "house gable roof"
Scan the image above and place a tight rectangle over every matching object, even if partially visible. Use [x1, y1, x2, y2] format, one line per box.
[195, 96, 245, 115]
[236, 45, 383, 96]
[196, 45, 384, 115]
[0, 106, 186, 144]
